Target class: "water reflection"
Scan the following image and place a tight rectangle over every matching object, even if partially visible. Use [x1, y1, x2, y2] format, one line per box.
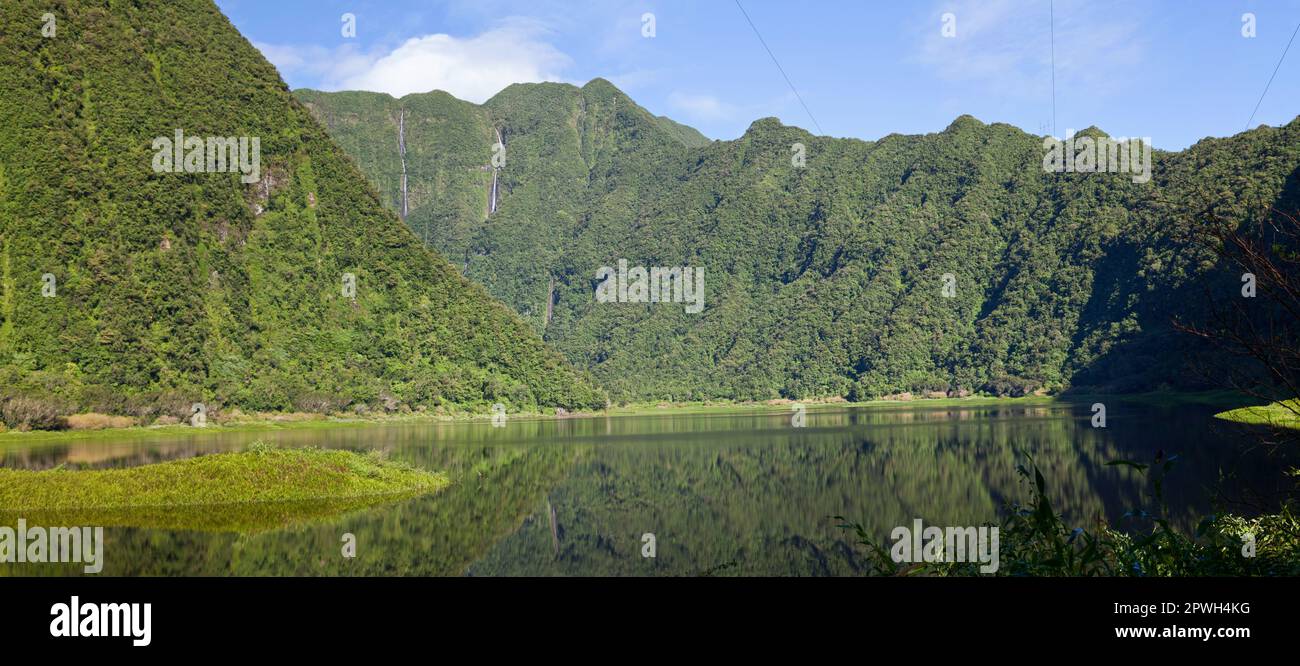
[0, 401, 1288, 576]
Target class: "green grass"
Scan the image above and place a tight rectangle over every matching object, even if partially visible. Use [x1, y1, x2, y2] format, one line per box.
[0, 389, 1250, 448]
[0, 408, 562, 446]
[0, 416, 417, 445]
[1215, 400, 1300, 430]
[0, 444, 448, 532]
[605, 390, 1248, 416]
[606, 395, 1052, 415]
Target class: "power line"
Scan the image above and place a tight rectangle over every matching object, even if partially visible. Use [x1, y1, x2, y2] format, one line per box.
[1246, 19, 1300, 130]
[733, 0, 823, 134]
[1050, 0, 1057, 136]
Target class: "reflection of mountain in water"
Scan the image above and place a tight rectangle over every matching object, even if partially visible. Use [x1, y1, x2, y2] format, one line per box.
[0, 403, 1285, 576]
[470, 404, 1286, 575]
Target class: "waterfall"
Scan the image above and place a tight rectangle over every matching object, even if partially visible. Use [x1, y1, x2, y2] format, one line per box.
[489, 127, 502, 215]
[397, 109, 408, 218]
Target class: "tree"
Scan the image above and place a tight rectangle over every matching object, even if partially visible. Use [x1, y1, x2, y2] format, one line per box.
[1174, 205, 1300, 446]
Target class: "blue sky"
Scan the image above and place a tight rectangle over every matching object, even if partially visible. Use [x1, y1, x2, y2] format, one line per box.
[217, 0, 1300, 150]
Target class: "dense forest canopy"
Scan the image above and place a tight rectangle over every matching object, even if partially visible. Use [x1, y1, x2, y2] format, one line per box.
[0, 0, 606, 428]
[299, 81, 1300, 402]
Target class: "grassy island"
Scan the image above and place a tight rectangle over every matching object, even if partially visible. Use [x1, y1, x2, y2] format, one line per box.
[1215, 400, 1300, 430]
[0, 444, 447, 532]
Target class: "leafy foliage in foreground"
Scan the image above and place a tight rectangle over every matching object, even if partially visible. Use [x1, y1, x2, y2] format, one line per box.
[0, 0, 605, 430]
[840, 453, 1300, 576]
[302, 81, 1300, 403]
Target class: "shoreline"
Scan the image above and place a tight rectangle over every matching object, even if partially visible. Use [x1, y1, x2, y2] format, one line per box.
[0, 389, 1253, 446]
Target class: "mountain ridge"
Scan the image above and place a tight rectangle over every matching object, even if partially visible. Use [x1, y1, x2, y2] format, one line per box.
[299, 78, 1300, 403]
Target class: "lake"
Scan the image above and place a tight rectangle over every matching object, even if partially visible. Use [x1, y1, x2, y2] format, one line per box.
[0, 400, 1289, 576]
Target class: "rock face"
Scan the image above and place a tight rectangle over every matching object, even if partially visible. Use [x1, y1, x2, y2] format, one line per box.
[0, 0, 605, 419]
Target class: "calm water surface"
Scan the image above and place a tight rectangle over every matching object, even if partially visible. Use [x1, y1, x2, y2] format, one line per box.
[0, 401, 1288, 576]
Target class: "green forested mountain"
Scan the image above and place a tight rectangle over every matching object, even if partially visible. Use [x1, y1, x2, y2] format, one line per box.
[299, 80, 1300, 402]
[0, 0, 605, 426]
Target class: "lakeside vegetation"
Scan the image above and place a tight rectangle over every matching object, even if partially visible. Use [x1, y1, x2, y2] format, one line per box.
[0, 443, 446, 532]
[0, 390, 1252, 446]
[1216, 400, 1300, 430]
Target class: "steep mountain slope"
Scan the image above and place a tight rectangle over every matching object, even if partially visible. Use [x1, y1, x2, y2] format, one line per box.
[296, 79, 712, 280]
[0, 0, 604, 425]
[301, 83, 1300, 403]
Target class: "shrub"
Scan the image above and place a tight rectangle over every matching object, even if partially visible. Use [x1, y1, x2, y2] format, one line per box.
[124, 389, 197, 422]
[0, 396, 69, 431]
[292, 391, 349, 414]
[983, 375, 1041, 397]
[66, 413, 137, 430]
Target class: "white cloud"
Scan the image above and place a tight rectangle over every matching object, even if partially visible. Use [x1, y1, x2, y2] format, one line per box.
[256, 20, 572, 102]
